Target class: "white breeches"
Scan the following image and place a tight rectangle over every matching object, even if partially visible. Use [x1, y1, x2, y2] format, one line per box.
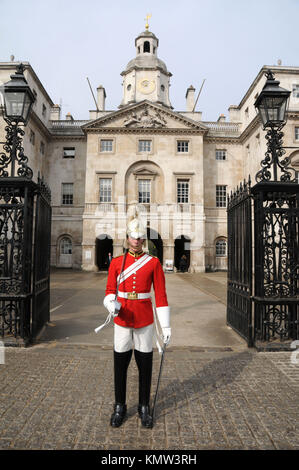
[114, 323, 154, 353]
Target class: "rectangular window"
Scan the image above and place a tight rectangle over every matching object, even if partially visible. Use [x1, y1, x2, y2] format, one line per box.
[63, 147, 75, 158]
[29, 129, 35, 145]
[99, 178, 112, 202]
[216, 240, 227, 257]
[62, 183, 73, 205]
[295, 127, 299, 141]
[40, 141, 45, 155]
[177, 140, 189, 153]
[216, 185, 227, 208]
[138, 179, 151, 203]
[100, 139, 113, 152]
[292, 84, 299, 98]
[138, 140, 152, 152]
[216, 150, 226, 160]
[177, 179, 189, 203]
[42, 104, 47, 117]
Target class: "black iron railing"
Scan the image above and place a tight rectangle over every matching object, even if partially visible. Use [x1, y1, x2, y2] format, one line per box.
[227, 180, 299, 347]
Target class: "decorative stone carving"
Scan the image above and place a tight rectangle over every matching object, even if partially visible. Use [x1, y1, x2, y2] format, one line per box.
[124, 107, 167, 128]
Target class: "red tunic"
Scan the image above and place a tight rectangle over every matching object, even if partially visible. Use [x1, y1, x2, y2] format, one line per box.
[105, 251, 169, 328]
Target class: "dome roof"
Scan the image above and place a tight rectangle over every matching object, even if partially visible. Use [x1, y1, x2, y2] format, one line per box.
[135, 30, 159, 44]
[124, 55, 168, 73]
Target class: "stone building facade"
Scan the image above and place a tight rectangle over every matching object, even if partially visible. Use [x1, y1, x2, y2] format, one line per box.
[1, 29, 299, 272]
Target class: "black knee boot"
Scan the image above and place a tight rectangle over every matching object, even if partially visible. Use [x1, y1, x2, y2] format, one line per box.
[134, 349, 153, 428]
[110, 349, 132, 427]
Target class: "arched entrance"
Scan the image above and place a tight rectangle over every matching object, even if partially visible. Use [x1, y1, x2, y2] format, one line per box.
[96, 234, 113, 271]
[147, 227, 163, 264]
[175, 235, 190, 272]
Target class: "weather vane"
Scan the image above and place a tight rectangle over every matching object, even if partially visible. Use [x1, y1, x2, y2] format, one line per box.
[145, 13, 151, 30]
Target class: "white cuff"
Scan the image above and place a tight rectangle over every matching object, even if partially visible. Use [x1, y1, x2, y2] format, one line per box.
[156, 306, 170, 328]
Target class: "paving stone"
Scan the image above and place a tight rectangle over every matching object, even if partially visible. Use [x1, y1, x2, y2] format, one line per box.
[1, 271, 299, 451]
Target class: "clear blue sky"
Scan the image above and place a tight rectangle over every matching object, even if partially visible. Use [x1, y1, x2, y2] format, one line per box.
[0, 0, 298, 121]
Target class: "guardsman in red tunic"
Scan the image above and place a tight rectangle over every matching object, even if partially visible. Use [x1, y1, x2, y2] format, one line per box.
[103, 217, 171, 428]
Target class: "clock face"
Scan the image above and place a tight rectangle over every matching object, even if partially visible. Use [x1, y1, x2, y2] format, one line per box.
[138, 79, 156, 94]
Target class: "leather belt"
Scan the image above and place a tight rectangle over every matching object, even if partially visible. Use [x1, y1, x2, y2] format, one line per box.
[118, 291, 151, 300]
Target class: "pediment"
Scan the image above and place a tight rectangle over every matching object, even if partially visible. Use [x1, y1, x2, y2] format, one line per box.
[133, 167, 158, 176]
[82, 101, 208, 132]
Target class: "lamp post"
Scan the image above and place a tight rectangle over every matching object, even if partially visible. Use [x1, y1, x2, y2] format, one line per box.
[0, 63, 35, 179]
[254, 70, 293, 182]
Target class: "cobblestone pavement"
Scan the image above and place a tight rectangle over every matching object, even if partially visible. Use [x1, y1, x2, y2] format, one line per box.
[1, 270, 298, 452]
[0, 344, 298, 450]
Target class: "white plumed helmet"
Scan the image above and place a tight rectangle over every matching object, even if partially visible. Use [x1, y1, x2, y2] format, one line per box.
[126, 217, 147, 239]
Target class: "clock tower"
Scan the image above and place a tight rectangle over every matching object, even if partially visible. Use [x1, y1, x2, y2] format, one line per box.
[119, 28, 172, 108]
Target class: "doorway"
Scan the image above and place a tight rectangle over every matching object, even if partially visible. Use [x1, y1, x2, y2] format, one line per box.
[96, 234, 113, 271]
[147, 227, 163, 264]
[174, 235, 190, 272]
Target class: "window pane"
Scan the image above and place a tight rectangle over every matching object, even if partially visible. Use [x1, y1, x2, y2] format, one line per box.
[61, 237, 72, 254]
[100, 178, 112, 202]
[138, 140, 151, 152]
[177, 179, 189, 203]
[100, 140, 113, 152]
[30, 129, 35, 144]
[63, 147, 75, 158]
[292, 84, 299, 98]
[138, 179, 151, 203]
[62, 183, 73, 205]
[216, 185, 227, 207]
[216, 150, 226, 160]
[177, 141, 189, 153]
[295, 127, 299, 140]
[216, 240, 227, 256]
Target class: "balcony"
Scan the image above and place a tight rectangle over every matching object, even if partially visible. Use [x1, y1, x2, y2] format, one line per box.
[83, 202, 199, 216]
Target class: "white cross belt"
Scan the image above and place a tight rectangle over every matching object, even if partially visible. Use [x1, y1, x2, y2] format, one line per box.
[117, 254, 152, 286]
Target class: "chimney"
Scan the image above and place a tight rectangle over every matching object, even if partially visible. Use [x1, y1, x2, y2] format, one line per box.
[97, 85, 106, 111]
[51, 104, 61, 120]
[185, 85, 195, 112]
[66, 112, 74, 121]
[217, 114, 226, 122]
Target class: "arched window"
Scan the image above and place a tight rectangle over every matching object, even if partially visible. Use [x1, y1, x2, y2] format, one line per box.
[143, 41, 150, 53]
[60, 237, 72, 255]
[216, 239, 227, 257]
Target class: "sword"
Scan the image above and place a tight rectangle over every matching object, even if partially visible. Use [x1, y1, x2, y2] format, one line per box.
[115, 249, 127, 305]
[151, 341, 167, 424]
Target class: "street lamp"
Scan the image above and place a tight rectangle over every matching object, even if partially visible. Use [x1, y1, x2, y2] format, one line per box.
[0, 63, 35, 178]
[254, 70, 293, 182]
[254, 70, 290, 129]
[1, 63, 35, 125]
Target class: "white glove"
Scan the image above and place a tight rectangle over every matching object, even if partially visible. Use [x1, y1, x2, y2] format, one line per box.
[161, 327, 171, 345]
[103, 294, 122, 317]
[156, 306, 171, 345]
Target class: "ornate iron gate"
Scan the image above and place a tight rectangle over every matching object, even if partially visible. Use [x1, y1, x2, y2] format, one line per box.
[0, 177, 51, 345]
[32, 178, 52, 338]
[252, 183, 299, 345]
[227, 180, 253, 346]
[227, 181, 299, 347]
